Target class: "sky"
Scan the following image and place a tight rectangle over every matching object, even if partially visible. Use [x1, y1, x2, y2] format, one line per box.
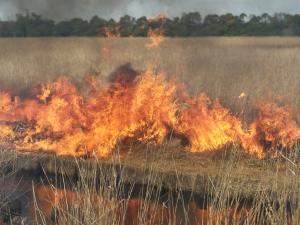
[0, 0, 299, 21]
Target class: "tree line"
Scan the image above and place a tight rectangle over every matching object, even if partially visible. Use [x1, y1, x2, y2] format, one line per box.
[1, 12, 300, 37]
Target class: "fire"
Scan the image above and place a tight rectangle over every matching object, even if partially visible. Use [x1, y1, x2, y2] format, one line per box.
[175, 94, 244, 152]
[102, 46, 112, 56]
[103, 26, 120, 38]
[82, 68, 177, 156]
[0, 68, 177, 157]
[146, 27, 165, 49]
[146, 14, 166, 49]
[0, 124, 13, 139]
[241, 101, 300, 157]
[0, 66, 299, 158]
[238, 92, 246, 99]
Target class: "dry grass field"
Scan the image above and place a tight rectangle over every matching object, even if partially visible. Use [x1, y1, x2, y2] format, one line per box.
[1, 37, 300, 117]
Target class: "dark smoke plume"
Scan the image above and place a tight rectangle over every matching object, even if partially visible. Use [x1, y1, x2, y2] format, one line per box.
[0, 0, 299, 21]
[0, 0, 168, 20]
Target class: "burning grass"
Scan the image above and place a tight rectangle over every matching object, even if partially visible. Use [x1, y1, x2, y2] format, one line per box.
[0, 64, 299, 159]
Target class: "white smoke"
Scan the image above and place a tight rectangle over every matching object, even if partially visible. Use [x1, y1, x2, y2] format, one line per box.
[125, 0, 168, 18]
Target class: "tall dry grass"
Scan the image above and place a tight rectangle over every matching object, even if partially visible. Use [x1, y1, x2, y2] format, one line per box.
[0, 147, 20, 223]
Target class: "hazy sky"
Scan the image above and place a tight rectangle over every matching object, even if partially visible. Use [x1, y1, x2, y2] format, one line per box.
[0, 0, 299, 20]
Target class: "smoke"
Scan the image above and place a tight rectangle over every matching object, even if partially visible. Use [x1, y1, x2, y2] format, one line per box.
[0, 0, 129, 20]
[0, 0, 166, 20]
[0, 0, 299, 21]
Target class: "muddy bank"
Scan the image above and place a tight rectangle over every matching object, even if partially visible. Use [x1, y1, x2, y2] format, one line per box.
[1, 176, 255, 225]
[11, 148, 300, 199]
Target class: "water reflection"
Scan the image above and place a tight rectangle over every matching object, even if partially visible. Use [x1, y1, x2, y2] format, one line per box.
[1, 177, 252, 225]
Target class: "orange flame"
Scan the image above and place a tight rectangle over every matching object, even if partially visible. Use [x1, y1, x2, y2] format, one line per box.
[175, 94, 244, 152]
[146, 28, 165, 49]
[103, 26, 120, 38]
[238, 92, 246, 99]
[146, 14, 166, 49]
[241, 101, 300, 157]
[0, 69, 177, 157]
[0, 68, 299, 158]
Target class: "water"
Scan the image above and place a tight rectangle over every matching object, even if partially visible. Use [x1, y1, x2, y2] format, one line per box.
[1, 174, 252, 225]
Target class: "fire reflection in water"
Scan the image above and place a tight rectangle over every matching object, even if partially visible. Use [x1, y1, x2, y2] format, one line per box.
[1, 180, 253, 225]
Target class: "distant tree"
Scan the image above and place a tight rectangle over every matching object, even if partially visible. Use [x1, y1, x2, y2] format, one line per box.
[87, 16, 107, 36]
[177, 12, 202, 36]
[220, 13, 241, 35]
[54, 21, 72, 36]
[239, 13, 247, 23]
[1, 12, 300, 37]
[261, 13, 271, 24]
[14, 13, 54, 36]
[246, 15, 265, 35]
[119, 15, 135, 37]
[0, 21, 16, 37]
[54, 18, 89, 36]
[103, 18, 119, 37]
[132, 16, 148, 36]
[237, 13, 248, 34]
[163, 18, 176, 36]
[290, 14, 300, 35]
[202, 14, 223, 35]
[271, 13, 289, 35]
